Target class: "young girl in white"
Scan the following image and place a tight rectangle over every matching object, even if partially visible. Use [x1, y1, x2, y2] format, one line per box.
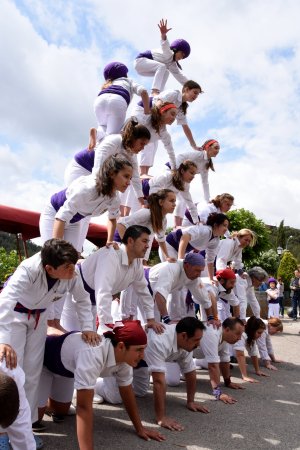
[174, 139, 220, 226]
[134, 19, 190, 95]
[93, 61, 150, 137]
[182, 192, 234, 227]
[117, 189, 176, 263]
[39, 154, 133, 252]
[266, 278, 280, 318]
[64, 120, 151, 219]
[256, 317, 283, 371]
[136, 80, 203, 151]
[234, 316, 269, 383]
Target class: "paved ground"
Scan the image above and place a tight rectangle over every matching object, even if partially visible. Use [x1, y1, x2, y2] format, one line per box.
[38, 318, 300, 450]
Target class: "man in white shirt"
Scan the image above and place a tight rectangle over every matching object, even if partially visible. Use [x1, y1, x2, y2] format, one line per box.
[194, 317, 245, 404]
[79, 225, 163, 334]
[144, 317, 209, 432]
[235, 267, 268, 320]
[206, 269, 240, 322]
[148, 252, 216, 325]
[38, 321, 165, 448]
[0, 238, 97, 430]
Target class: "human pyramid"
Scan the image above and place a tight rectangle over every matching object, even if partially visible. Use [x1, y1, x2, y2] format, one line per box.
[0, 19, 285, 450]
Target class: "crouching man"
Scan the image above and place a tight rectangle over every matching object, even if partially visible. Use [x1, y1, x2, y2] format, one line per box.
[144, 317, 210, 432]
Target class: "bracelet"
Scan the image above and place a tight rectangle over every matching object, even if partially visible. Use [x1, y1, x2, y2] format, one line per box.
[207, 315, 214, 322]
[162, 315, 171, 324]
[212, 386, 222, 400]
[224, 377, 231, 387]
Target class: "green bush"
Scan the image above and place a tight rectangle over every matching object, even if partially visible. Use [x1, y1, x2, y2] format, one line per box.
[277, 251, 298, 290]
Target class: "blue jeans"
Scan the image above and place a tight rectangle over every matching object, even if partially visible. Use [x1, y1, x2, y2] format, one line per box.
[292, 296, 300, 318]
[278, 296, 284, 316]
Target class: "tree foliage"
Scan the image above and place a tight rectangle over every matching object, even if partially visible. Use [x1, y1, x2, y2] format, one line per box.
[251, 249, 280, 276]
[277, 251, 298, 290]
[0, 248, 21, 284]
[276, 220, 285, 248]
[227, 208, 271, 266]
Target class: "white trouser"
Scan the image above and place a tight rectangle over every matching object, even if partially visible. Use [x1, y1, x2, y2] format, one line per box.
[134, 58, 170, 92]
[120, 185, 141, 211]
[95, 367, 149, 404]
[38, 366, 74, 407]
[94, 93, 127, 135]
[119, 284, 149, 325]
[268, 303, 280, 318]
[138, 141, 158, 167]
[158, 242, 178, 262]
[217, 299, 231, 323]
[60, 293, 97, 331]
[165, 362, 181, 386]
[39, 203, 88, 252]
[234, 275, 260, 320]
[11, 310, 48, 423]
[64, 159, 90, 186]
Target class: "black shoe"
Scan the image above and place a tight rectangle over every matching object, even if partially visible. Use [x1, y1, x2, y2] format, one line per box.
[52, 414, 65, 423]
[32, 420, 47, 432]
[230, 356, 238, 364]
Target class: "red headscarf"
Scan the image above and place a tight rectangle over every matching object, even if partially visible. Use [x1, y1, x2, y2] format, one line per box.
[104, 320, 147, 345]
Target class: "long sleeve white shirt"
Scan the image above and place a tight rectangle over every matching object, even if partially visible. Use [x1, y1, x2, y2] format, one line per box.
[79, 246, 154, 328]
[118, 208, 167, 242]
[256, 327, 274, 362]
[149, 260, 211, 309]
[0, 361, 36, 450]
[149, 39, 189, 85]
[92, 134, 143, 198]
[54, 175, 120, 224]
[216, 237, 243, 271]
[182, 224, 220, 264]
[0, 253, 94, 345]
[154, 89, 187, 125]
[133, 112, 176, 170]
[176, 150, 210, 201]
[149, 172, 198, 223]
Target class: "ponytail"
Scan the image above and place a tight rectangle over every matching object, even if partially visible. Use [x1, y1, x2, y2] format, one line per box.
[148, 189, 174, 233]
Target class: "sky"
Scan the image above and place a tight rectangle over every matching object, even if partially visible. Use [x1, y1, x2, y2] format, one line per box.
[1, 0, 299, 236]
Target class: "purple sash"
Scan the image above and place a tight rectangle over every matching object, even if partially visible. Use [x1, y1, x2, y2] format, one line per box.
[44, 331, 78, 378]
[78, 264, 96, 306]
[136, 50, 153, 60]
[98, 85, 130, 105]
[144, 267, 153, 296]
[166, 229, 194, 253]
[74, 148, 94, 172]
[50, 189, 85, 223]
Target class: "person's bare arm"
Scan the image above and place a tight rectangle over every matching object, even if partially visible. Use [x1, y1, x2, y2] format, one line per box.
[185, 370, 210, 413]
[106, 218, 117, 245]
[178, 233, 191, 259]
[236, 350, 258, 383]
[76, 389, 94, 450]
[53, 218, 65, 239]
[154, 292, 168, 317]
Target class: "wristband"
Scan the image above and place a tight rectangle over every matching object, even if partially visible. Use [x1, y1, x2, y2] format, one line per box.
[212, 386, 222, 400]
[224, 377, 231, 387]
[207, 315, 214, 322]
[162, 315, 171, 324]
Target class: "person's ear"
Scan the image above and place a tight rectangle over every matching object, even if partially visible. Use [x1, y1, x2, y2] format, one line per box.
[44, 265, 55, 276]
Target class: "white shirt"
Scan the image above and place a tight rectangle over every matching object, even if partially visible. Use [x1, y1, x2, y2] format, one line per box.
[216, 237, 243, 271]
[144, 325, 195, 374]
[256, 326, 274, 362]
[61, 333, 132, 390]
[118, 208, 166, 242]
[182, 224, 220, 264]
[196, 326, 230, 363]
[92, 134, 143, 198]
[0, 253, 94, 345]
[80, 246, 154, 328]
[133, 112, 176, 170]
[149, 260, 211, 309]
[205, 280, 239, 307]
[176, 150, 210, 201]
[154, 89, 187, 125]
[146, 39, 189, 86]
[94, 77, 145, 105]
[149, 172, 198, 223]
[0, 361, 36, 450]
[233, 332, 259, 357]
[54, 174, 120, 224]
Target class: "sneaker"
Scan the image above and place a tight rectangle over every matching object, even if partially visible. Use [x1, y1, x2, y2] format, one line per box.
[230, 356, 238, 363]
[34, 435, 44, 449]
[93, 394, 104, 404]
[32, 420, 47, 432]
[67, 403, 76, 415]
[52, 414, 65, 423]
[0, 434, 9, 450]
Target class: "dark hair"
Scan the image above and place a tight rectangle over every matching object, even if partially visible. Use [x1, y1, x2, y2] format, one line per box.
[41, 239, 78, 268]
[245, 316, 266, 347]
[210, 193, 234, 208]
[171, 160, 197, 191]
[122, 118, 151, 149]
[95, 154, 133, 197]
[222, 317, 244, 330]
[176, 317, 206, 337]
[0, 373, 20, 428]
[180, 80, 203, 114]
[206, 212, 229, 228]
[122, 225, 151, 244]
[151, 102, 177, 135]
[104, 332, 130, 349]
[147, 189, 174, 233]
